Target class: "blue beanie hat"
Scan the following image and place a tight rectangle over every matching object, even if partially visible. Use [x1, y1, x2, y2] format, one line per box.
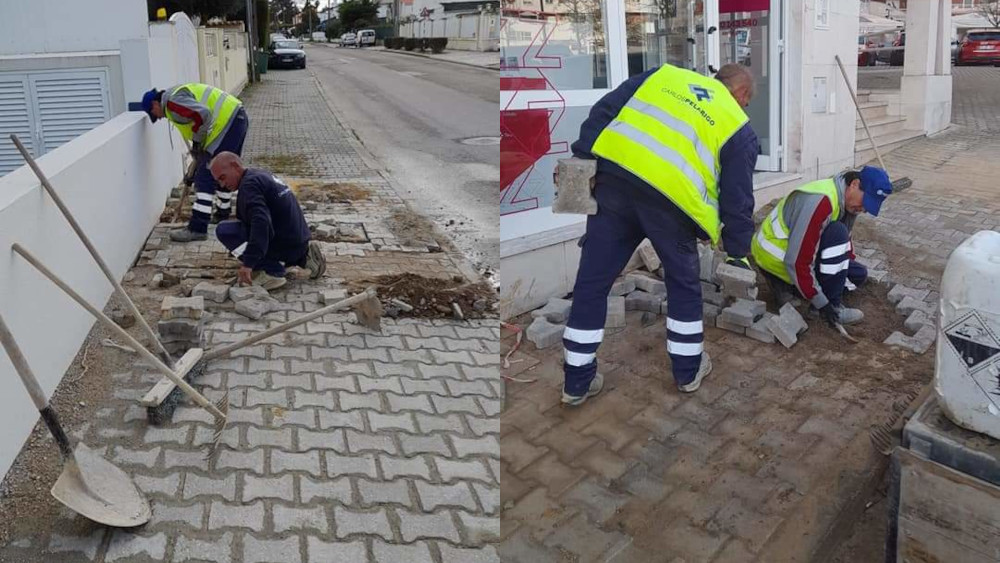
[141, 88, 162, 122]
[858, 166, 892, 216]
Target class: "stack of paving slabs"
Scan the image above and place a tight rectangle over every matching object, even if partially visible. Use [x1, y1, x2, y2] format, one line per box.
[158, 296, 205, 356]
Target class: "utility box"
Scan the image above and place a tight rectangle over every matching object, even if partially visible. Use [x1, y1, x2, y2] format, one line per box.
[935, 230, 1000, 439]
[887, 395, 1000, 562]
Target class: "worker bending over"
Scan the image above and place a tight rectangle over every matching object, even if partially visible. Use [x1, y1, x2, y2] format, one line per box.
[208, 152, 326, 290]
[561, 63, 760, 406]
[141, 83, 248, 242]
[751, 166, 892, 326]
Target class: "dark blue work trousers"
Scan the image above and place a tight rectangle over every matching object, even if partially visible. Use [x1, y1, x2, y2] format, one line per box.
[563, 173, 705, 396]
[215, 220, 308, 277]
[189, 108, 249, 233]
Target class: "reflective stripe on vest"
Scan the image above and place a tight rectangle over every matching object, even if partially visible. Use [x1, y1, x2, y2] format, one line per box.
[166, 83, 242, 149]
[591, 64, 749, 244]
[751, 178, 841, 283]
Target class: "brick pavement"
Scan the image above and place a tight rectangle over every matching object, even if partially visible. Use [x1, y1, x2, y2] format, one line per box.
[0, 71, 498, 562]
[501, 79, 1000, 563]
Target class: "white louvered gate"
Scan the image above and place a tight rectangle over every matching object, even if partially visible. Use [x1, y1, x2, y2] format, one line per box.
[0, 69, 111, 176]
[0, 76, 36, 176]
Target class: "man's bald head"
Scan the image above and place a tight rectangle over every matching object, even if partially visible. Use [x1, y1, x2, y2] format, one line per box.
[209, 151, 245, 191]
[715, 64, 755, 108]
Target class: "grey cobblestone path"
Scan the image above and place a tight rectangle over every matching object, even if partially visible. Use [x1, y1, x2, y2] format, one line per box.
[500, 73, 1000, 561]
[0, 70, 498, 562]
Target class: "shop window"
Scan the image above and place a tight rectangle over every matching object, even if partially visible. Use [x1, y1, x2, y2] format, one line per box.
[500, 0, 609, 90]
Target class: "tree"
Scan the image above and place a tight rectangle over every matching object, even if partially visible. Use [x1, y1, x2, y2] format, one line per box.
[295, 0, 320, 35]
[979, 1, 1000, 28]
[269, 0, 299, 27]
[338, 0, 379, 31]
[325, 19, 344, 40]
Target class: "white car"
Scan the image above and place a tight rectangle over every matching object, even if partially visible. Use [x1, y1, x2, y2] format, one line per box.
[356, 29, 376, 47]
[341, 32, 357, 47]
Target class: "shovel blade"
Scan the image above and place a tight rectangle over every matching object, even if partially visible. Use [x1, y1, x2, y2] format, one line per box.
[353, 294, 383, 332]
[51, 444, 151, 528]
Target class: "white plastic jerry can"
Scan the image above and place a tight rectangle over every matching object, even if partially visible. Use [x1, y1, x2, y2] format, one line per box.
[935, 230, 1000, 440]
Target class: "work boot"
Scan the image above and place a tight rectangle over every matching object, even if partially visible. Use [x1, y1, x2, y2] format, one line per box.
[678, 352, 712, 393]
[252, 271, 287, 291]
[561, 372, 604, 407]
[304, 240, 327, 279]
[836, 306, 864, 325]
[169, 227, 208, 242]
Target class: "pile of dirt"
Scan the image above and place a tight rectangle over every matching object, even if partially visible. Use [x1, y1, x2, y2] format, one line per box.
[349, 273, 497, 319]
[385, 208, 439, 248]
[292, 181, 371, 203]
[251, 154, 313, 176]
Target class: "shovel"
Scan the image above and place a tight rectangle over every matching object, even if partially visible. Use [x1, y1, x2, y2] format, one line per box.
[0, 312, 151, 527]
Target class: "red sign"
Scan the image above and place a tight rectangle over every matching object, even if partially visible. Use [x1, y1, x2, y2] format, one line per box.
[719, 0, 768, 14]
[500, 109, 551, 192]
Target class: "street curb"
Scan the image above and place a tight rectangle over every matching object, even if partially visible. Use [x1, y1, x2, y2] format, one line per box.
[306, 70, 484, 285]
[311, 42, 499, 71]
[377, 48, 500, 71]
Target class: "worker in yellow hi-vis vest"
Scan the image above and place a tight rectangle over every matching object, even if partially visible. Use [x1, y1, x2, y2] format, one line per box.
[561, 64, 759, 407]
[141, 83, 249, 242]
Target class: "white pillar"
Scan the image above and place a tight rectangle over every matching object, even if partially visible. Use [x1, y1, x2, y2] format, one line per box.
[901, 0, 952, 135]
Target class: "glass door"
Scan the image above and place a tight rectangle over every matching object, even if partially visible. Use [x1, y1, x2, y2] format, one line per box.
[625, 0, 720, 77]
[719, 0, 781, 171]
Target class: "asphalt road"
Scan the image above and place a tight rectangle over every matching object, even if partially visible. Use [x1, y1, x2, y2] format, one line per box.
[305, 43, 499, 276]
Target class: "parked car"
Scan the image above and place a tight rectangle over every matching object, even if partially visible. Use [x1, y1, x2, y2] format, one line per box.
[952, 39, 961, 63]
[268, 39, 306, 69]
[356, 29, 376, 47]
[340, 32, 357, 47]
[956, 29, 1000, 66]
[270, 33, 288, 43]
[311, 31, 326, 42]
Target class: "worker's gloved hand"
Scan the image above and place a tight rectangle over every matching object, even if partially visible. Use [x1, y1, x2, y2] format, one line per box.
[726, 256, 752, 270]
[818, 303, 840, 327]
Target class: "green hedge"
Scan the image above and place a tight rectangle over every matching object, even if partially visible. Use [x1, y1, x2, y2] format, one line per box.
[428, 37, 447, 53]
[403, 37, 417, 51]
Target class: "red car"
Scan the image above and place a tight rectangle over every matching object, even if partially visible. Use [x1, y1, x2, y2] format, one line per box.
[956, 29, 1000, 66]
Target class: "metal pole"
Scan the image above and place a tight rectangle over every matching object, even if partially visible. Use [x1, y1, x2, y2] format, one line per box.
[9, 134, 174, 364]
[246, 0, 257, 82]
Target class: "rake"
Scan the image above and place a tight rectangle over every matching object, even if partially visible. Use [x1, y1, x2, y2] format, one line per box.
[12, 244, 229, 459]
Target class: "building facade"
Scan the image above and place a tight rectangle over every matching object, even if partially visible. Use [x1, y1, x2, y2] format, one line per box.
[499, 0, 953, 318]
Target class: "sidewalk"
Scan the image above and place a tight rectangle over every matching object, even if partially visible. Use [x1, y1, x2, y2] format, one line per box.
[370, 46, 499, 70]
[500, 125, 1000, 561]
[0, 71, 499, 562]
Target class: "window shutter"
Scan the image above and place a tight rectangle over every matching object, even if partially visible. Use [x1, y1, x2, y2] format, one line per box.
[0, 77, 36, 176]
[31, 71, 110, 154]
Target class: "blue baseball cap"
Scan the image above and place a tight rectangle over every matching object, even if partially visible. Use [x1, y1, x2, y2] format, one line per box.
[859, 166, 892, 216]
[141, 88, 162, 122]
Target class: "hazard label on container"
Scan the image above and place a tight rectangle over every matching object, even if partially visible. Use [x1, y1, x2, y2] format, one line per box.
[944, 311, 1000, 375]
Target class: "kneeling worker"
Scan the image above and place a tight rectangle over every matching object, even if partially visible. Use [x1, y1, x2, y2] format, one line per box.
[208, 152, 326, 290]
[751, 166, 892, 326]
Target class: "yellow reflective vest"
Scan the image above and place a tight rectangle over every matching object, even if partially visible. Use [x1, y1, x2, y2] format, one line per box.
[591, 64, 749, 244]
[164, 83, 242, 152]
[751, 178, 841, 283]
